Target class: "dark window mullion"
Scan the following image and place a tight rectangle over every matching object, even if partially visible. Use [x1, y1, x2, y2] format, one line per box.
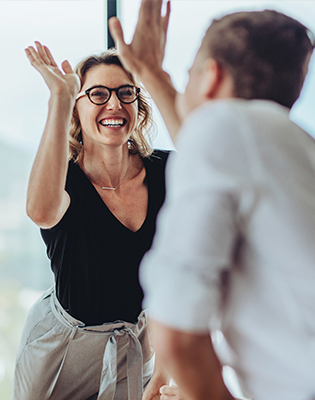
[107, 0, 117, 49]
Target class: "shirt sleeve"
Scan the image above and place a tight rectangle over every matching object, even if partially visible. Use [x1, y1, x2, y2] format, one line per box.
[139, 101, 259, 332]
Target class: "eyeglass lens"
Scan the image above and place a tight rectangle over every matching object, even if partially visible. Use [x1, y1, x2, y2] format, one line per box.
[88, 86, 138, 105]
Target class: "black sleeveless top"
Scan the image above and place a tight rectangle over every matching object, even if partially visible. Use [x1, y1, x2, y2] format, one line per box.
[41, 150, 170, 326]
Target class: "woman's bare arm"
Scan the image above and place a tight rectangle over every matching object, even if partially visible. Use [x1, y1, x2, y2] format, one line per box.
[25, 42, 80, 229]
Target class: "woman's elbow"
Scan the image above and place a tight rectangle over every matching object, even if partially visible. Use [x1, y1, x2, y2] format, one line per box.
[26, 199, 57, 228]
[26, 191, 68, 228]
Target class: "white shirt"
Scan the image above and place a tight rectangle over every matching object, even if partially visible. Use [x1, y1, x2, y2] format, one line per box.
[140, 99, 315, 400]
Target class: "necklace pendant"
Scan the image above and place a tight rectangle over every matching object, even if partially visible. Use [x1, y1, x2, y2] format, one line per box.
[101, 186, 116, 190]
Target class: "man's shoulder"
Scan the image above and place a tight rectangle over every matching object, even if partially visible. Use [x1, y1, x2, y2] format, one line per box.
[186, 99, 289, 124]
[179, 99, 295, 146]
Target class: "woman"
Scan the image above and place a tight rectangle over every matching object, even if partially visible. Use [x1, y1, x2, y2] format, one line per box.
[13, 42, 171, 400]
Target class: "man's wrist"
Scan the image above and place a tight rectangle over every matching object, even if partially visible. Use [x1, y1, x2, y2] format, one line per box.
[140, 68, 173, 90]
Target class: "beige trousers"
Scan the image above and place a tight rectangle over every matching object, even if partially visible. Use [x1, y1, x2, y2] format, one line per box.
[13, 286, 154, 400]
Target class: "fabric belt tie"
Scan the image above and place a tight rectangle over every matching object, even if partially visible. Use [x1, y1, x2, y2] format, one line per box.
[48, 288, 146, 400]
[98, 327, 144, 400]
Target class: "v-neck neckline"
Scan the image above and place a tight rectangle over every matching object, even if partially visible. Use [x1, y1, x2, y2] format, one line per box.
[77, 158, 151, 235]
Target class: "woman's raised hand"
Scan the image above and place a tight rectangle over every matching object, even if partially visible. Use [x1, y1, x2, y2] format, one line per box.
[25, 41, 80, 99]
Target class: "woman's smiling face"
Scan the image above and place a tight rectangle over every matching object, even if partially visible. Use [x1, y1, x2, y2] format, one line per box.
[76, 63, 138, 150]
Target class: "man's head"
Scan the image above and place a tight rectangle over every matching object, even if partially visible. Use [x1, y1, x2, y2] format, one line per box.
[178, 9, 314, 118]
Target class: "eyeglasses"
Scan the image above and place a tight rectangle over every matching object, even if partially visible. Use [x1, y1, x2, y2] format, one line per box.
[76, 84, 141, 105]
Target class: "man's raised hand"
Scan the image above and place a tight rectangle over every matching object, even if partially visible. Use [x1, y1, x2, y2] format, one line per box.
[108, 0, 171, 78]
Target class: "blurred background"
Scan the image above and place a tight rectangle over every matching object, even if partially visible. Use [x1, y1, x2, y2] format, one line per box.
[0, 0, 314, 397]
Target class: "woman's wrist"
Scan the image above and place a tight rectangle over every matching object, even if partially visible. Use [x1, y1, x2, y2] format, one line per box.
[48, 89, 76, 112]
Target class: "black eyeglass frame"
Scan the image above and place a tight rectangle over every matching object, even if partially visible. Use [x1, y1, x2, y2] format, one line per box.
[76, 84, 141, 105]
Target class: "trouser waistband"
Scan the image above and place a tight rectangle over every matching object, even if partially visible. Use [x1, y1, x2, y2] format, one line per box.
[48, 286, 149, 400]
[49, 286, 146, 333]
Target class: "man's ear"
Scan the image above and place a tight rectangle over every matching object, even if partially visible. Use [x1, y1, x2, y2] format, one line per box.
[201, 59, 224, 99]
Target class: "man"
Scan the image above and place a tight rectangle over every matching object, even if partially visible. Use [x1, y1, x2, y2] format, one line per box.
[110, 2, 315, 399]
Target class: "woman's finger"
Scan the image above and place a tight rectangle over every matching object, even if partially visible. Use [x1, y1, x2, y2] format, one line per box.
[35, 41, 51, 65]
[25, 46, 43, 70]
[61, 60, 74, 74]
[44, 45, 58, 67]
[25, 46, 36, 63]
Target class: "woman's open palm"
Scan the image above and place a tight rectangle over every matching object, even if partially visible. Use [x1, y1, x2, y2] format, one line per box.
[25, 41, 80, 98]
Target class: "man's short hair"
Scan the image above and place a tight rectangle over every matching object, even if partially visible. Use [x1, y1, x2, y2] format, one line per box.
[201, 10, 314, 108]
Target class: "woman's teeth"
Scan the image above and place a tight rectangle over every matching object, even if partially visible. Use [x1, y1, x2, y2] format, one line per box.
[99, 118, 125, 127]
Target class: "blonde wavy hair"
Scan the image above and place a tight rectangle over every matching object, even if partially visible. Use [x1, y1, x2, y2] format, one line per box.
[69, 49, 155, 162]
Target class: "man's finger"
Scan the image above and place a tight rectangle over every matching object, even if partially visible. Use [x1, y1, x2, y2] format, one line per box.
[138, 0, 156, 22]
[151, 0, 163, 25]
[108, 17, 126, 52]
[162, 1, 171, 33]
[160, 385, 180, 396]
